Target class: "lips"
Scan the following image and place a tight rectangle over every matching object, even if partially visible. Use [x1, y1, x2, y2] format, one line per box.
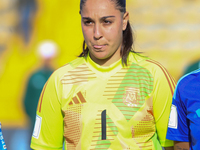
[93, 44, 107, 49]
[93, 45, 103, 48]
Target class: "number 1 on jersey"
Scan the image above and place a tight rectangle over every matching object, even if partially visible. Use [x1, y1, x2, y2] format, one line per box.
[101, 110, 106, 140]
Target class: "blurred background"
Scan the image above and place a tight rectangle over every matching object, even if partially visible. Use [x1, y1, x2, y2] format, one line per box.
[0, 0, 200, 149]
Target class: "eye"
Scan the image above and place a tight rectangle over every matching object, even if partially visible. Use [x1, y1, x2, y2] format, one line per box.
[104, 20, 112, 24]
[83, 20, 93, 26]
[104, 20, 110, 24]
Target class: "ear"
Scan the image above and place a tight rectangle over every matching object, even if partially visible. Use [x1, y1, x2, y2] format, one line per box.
[122, 12, 129, 31]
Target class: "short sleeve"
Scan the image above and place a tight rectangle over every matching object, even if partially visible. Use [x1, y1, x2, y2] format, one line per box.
[152, 63, 175, 147]
[30, 71, 64, 150]
[166, 82, 190, 142]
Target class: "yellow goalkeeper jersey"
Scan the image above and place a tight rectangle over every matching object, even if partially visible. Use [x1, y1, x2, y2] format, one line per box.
[31, 52, 175, 150]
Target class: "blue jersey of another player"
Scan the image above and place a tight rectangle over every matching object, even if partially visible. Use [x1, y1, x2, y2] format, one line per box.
[0, 123, 7, 150]
[166, 69, 200, 150]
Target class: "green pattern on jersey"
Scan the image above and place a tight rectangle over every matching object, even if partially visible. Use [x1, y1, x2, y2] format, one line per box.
[95, 137, 111, 149]
[112, 63, 154, 121]
[95, 115, 118, 149]
[107, 115, 119, 135]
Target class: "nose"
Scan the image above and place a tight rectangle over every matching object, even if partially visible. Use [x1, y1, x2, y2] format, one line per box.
[93, 23, 103, 40]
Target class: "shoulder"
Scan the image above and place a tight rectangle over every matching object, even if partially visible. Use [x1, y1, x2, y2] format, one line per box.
[51, 57, 86, 79]
[129, 52, 176, 94]
[175, 69, 200, 93]
[172, 69, 200, 106]
[128, 52, 171, 77]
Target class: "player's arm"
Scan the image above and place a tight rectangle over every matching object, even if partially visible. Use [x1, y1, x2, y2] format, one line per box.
[30, 71, 64, 150]
[164, 146, 174, 150]
[151, 61, 176, 148]
[174, 141, 190, 150]
[166, 77, 191, 149]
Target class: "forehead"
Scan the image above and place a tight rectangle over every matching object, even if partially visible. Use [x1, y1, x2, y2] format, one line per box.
[81, 0, 119, 16]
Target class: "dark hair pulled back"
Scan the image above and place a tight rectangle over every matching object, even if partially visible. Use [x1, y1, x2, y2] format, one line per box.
[79, 0, 135, 66]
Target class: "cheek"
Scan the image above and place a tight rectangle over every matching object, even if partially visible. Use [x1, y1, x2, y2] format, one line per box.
[106, 25, 123, 42]
[82, 28, 91, 40]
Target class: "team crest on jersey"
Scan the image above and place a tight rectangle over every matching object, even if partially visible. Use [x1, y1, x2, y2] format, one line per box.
[123, 87, 140, 107]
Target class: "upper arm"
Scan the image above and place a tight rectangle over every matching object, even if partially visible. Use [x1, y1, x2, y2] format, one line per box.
[152, 64, 176, 147]
[30, 73, 64, 150]
[174, 141, 190, 150]
[164, 146, 174, 150]
[166, 83, 190, 142]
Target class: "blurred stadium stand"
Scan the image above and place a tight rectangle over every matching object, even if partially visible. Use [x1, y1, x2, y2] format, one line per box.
[0, 0, 200, 149]
[127, 0, 200, 79]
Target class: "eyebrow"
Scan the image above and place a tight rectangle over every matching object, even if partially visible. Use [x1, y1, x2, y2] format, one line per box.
[82, 16, 115, 20]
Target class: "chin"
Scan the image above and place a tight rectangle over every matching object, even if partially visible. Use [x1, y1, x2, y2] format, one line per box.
[93, 53, 110, 60]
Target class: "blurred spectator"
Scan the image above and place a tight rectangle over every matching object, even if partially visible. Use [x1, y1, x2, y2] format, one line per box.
[183, 60, 200, 75]
[23, 40, 58, 149]
[18, 0, 37, 44]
